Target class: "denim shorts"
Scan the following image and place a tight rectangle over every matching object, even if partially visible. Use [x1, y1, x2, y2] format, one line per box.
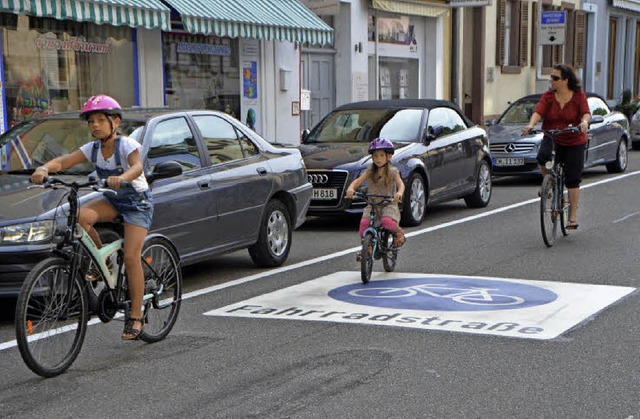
[106, 189, 154, 230]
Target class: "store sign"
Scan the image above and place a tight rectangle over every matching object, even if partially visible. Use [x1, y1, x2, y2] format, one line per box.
[34, 36, 111, 54]
[177, 42, 231, 56]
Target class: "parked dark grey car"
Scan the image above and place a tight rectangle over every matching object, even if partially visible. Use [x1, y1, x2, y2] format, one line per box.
[0, 109, 312, 296]
[299, 99, 492, 227]
[630, 107, 640, 150]
[487, 93, 629, 176]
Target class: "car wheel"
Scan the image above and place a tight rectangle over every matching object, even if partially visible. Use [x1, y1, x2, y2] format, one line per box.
[248, 199, 292, 267]
[401, 173, 426, 227]
[464, 160, 492, 208]
[605, 139, 628, 173]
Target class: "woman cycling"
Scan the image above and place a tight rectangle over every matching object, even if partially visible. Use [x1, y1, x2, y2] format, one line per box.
[522, 64, 590, 230]
[31, 94, 153, 340]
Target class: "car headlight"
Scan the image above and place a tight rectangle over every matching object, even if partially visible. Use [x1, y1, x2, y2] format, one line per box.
[0, 220, 55, 244]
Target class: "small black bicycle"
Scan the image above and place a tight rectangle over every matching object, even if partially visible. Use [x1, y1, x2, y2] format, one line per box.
[530, 126, 580, 247]
[15, 177, 182, 377]
[354, 191, 399, 284]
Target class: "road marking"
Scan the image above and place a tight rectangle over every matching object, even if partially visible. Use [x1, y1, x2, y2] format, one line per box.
[2, 170, 640, 352]
[613, 211, 640, 223]
[204, 272, 635, 340]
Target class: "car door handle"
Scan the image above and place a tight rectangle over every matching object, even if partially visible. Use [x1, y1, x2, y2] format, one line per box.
[256, 167, 268, 175]
[197, 180, 210, 189]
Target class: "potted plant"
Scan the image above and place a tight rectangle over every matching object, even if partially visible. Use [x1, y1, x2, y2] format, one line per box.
[614, 89, 640, 122]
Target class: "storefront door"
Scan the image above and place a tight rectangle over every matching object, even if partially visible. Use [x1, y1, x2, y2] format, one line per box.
[301, 51, 335, 131]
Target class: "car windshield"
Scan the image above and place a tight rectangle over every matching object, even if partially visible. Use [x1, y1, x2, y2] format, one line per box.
[306, 108, 423, 143]
[0, 118, 144, 174]
[498, 100, 538, 125]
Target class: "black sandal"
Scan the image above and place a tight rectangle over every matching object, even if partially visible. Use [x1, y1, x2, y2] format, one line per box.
[122, 317, 144, 340]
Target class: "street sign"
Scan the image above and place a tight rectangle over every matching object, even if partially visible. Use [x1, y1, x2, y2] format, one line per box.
[539, 11, 566, 45]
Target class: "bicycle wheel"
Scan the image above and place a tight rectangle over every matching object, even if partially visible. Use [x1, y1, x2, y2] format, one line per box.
[15, 257, 88, 378]
[139, 236, 182, 343]
[360, 233, 375, 284]
[381, 231, 398, 272]
[540, 174, 557, 247]
[558, 174, 570, 236]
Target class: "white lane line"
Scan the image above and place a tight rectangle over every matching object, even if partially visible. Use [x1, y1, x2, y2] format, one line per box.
[613, 212, 640, 224]
[2, 169, 640, 352]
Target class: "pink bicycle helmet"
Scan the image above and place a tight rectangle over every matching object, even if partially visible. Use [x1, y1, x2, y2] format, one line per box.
[368, 137, 394, 155]
[79, 94, 122, 120]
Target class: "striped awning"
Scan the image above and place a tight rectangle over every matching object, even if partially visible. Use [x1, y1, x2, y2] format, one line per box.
[372, 0, 449, 17]
[163, 0, 334, 46]
[0, 0, 171, 31]
[612, 0, 640, 12]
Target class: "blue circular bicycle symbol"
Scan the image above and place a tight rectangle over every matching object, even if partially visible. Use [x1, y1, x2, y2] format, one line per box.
[328, 277, 558, 311]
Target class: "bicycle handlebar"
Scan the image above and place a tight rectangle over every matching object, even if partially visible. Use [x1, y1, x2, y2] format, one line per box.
[353, 191, 394, 204]
[527, 125, 580, 137]
[31, 176, 130, 194]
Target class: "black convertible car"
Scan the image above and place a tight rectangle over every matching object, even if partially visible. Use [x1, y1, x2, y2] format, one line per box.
[299, 99, 493, 227]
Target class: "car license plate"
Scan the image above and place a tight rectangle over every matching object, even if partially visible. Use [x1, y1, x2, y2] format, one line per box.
[313, 188, 337, 200]
[494, 157, 525, 167]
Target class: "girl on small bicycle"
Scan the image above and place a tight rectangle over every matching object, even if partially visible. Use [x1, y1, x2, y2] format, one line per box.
[522, 64, 590, 230]
[31, 94, 152, 340]
[345, 138, 406, 258]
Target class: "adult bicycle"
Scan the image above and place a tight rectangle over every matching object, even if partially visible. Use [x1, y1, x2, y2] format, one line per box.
[354, 191, 400, 284]
[530, 126, 580, 247]
[15, 177, 182, 377]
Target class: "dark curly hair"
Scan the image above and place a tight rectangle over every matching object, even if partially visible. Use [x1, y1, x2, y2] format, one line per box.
[554, 64, 582, 92]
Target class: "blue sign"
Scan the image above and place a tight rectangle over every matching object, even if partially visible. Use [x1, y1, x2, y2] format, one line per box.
[541, 11, 565, 25]
[328, 276, 558, 312]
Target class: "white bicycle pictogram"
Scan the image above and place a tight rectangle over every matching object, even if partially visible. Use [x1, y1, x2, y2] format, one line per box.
[347, 283, 526, 306]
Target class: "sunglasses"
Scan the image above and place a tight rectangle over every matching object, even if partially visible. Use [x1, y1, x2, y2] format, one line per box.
[550, 75, 561, 81]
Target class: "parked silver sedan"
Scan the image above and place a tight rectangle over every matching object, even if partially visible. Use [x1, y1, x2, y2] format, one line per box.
[487, 93, 629, 176]
[0, 109, 312, 296]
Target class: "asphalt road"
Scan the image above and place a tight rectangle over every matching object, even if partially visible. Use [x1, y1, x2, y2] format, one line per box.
[1, 153, 640, 418]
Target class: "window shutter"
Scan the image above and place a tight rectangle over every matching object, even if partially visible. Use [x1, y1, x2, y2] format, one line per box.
[531, 2, 537, 66]
[520, 1, 529, 66]
[574, 11, 586, 68]
[496, 0, 506, 66]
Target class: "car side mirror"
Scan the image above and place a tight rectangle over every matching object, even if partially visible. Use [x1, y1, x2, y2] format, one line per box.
[301, 129, 310, 143]
[590, 115, 604, 125]
[424, 125, 444, 142]
[147, 160, 183, 183]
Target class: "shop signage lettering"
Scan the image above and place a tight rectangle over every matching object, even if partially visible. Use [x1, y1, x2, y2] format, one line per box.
[176, 42, 231, 56]
[34, 36, 111, 54]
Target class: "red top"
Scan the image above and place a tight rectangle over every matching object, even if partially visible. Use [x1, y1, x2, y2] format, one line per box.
[534, 89, 590, 146]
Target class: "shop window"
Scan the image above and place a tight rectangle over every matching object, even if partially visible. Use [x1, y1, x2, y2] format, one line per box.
[377, 58, 418, 100]
[1, 13, 134, 128]
[164, 34, 240, 118]
[496, 0, 528, 72]
[607, 18, 617, 101]
[147, 117, 201, 170]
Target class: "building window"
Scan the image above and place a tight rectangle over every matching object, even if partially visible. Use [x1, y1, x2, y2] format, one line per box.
[1, 13, 134, 128]
[496, 0, 529, 71]
[163, 33, 240, 118]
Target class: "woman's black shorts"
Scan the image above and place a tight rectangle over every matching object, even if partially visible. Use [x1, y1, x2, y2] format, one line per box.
[536, 137, 585, 188]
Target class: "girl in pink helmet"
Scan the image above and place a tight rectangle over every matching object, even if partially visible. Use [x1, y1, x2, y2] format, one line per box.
[345, 138, 406, 258]
[31, 94, 152, 340]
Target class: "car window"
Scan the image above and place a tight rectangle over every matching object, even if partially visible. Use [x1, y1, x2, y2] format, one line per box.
[588, 97, 610, 116]
[307, 108, 423, 143]
[0, 119, 94, 174]
[378, 109, 423, 141]
[499, 100, 537, 124]
[427, 107, 465, 136]
[147, 117, 202, 170]
[238, 131, 259, 157]
[193, 115, 245, 164]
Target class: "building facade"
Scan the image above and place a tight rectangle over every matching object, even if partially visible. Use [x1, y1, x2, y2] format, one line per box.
[0, 0, 332, 145]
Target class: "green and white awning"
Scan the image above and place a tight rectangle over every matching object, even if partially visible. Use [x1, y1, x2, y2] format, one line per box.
[372, 0, 449, 18]
[163, 0, 334, 46]
[0, 0, 171, 31]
